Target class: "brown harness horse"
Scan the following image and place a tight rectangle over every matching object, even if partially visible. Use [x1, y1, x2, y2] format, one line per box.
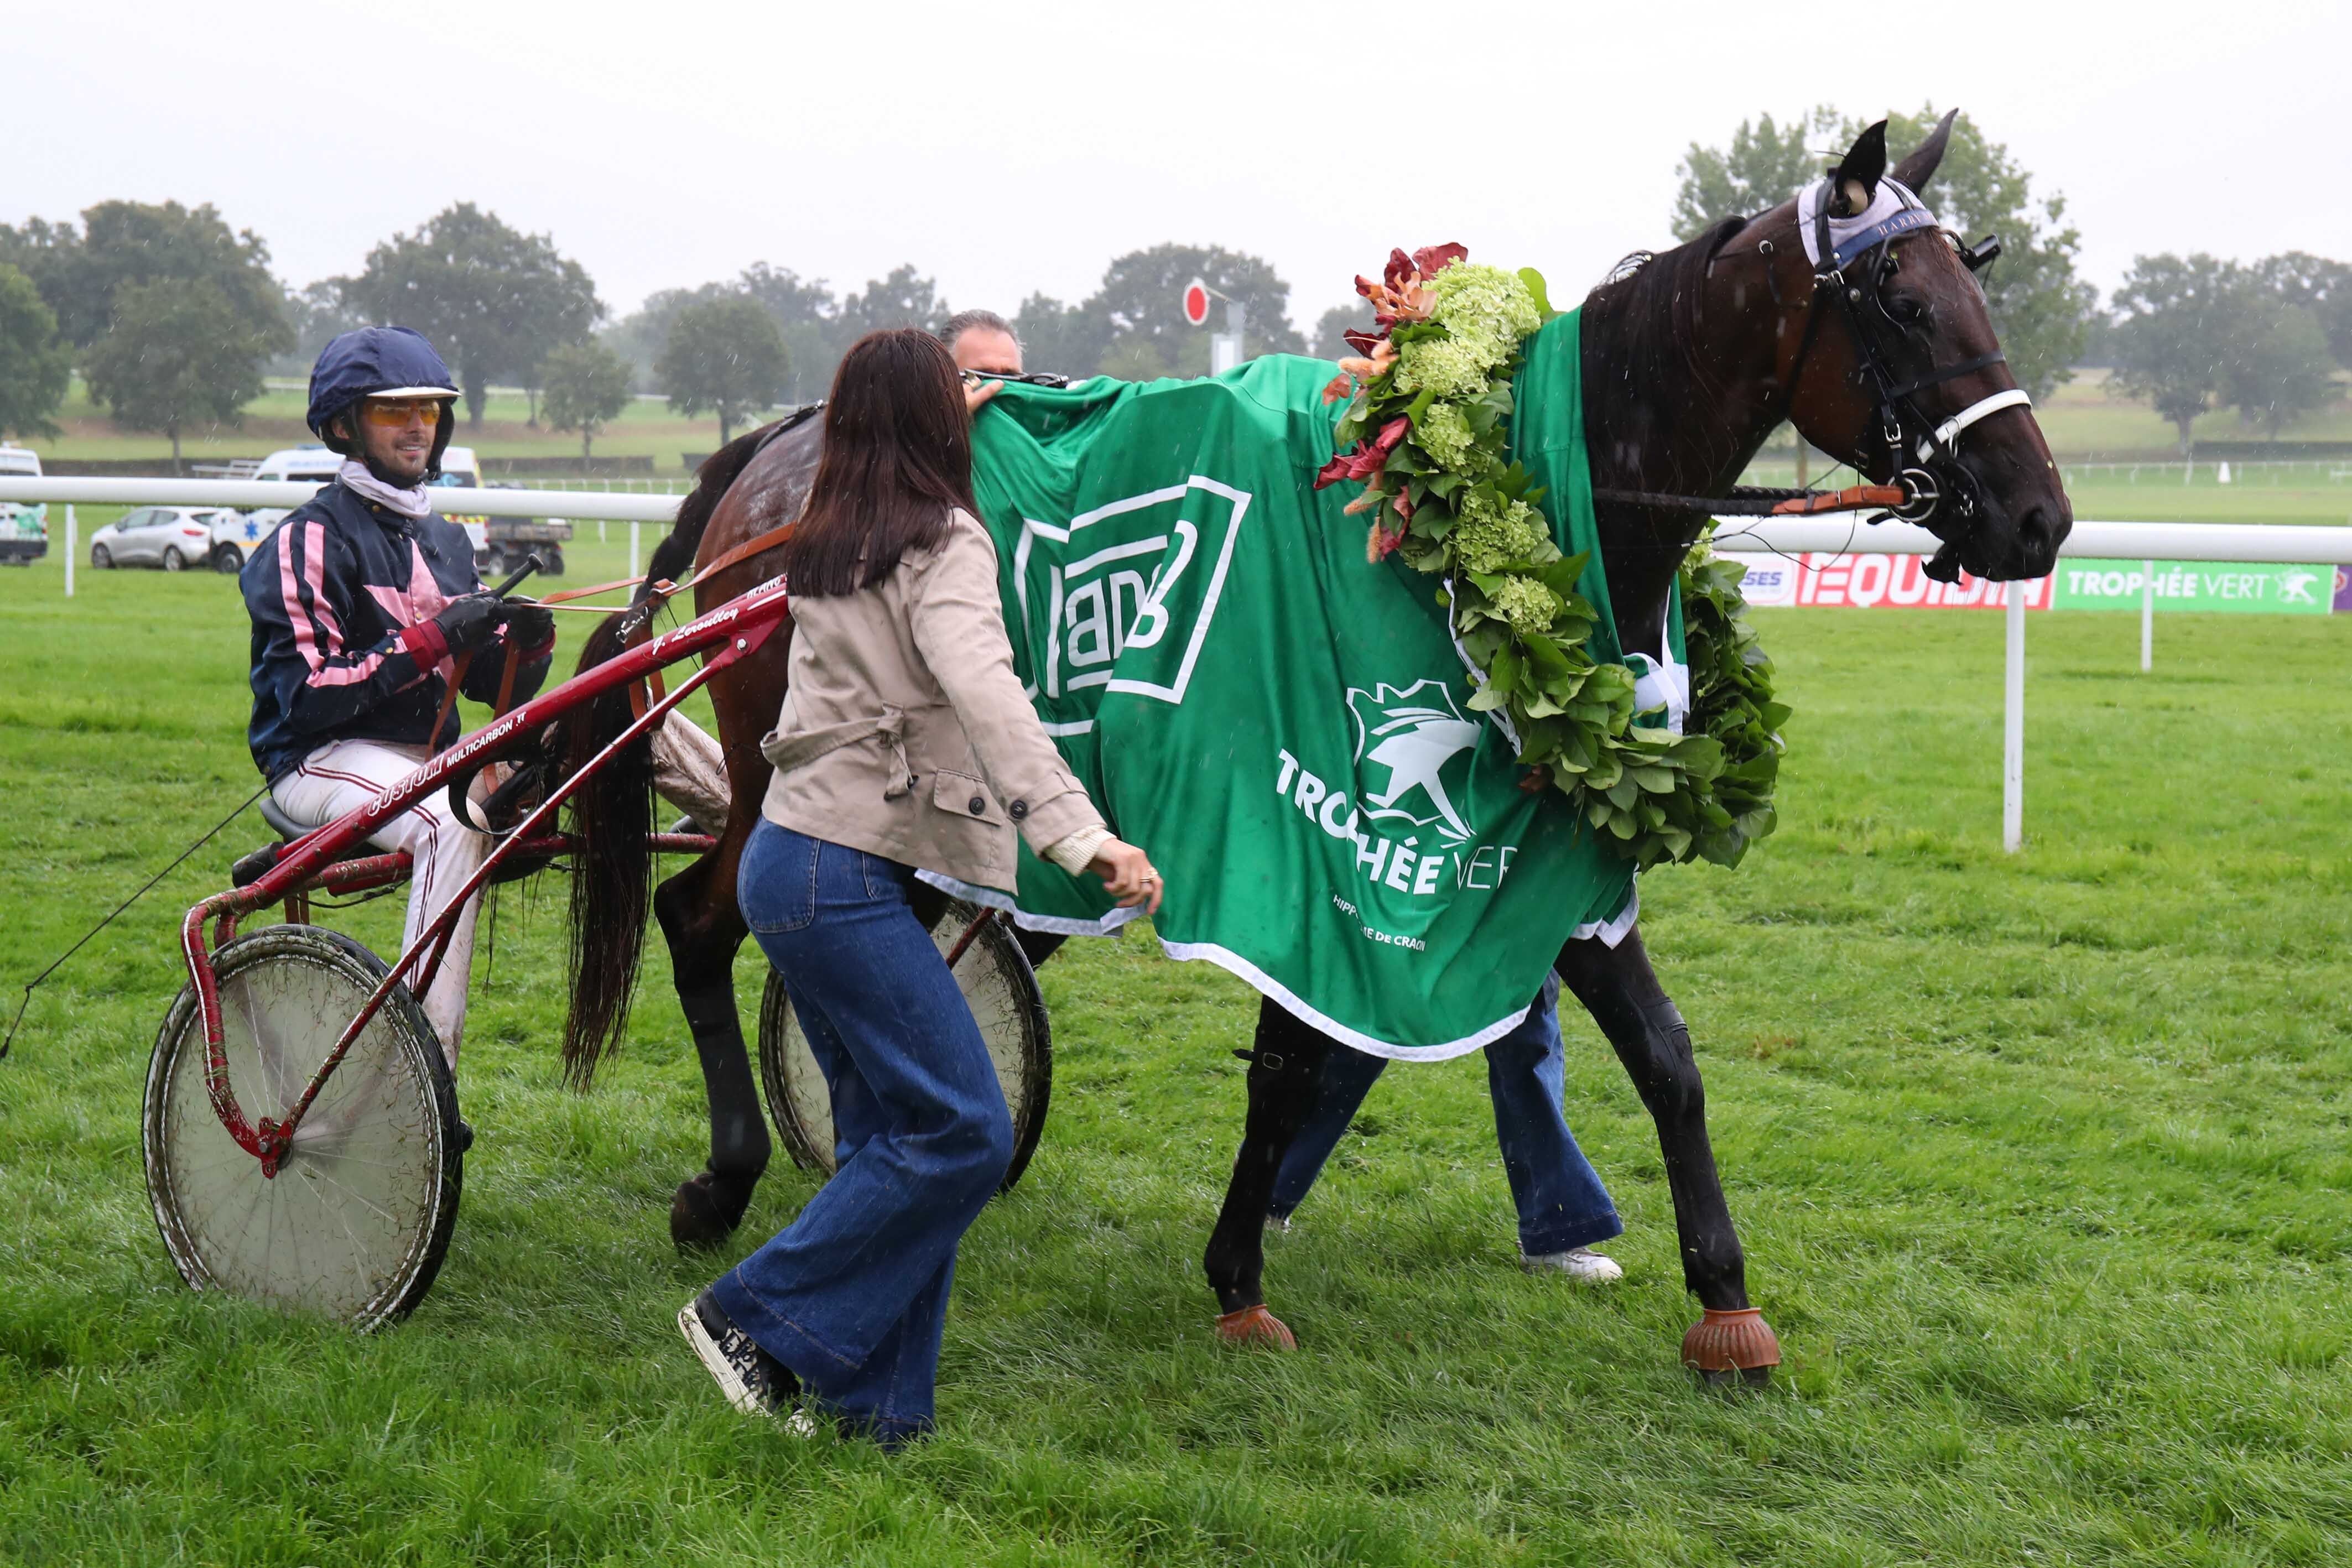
[555, 114, 2069, 1381]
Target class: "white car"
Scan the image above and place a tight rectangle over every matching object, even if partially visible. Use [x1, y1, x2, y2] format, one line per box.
[1, 445, 46, 566]
[89, 506, 240, 572]
[243, 444, 488, 558]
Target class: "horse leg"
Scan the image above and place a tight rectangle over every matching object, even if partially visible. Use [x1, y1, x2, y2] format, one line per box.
[1202, 999, 1330, 1348]
[1555, 925, 1779, 1385]
[658, 845, 770, 1248]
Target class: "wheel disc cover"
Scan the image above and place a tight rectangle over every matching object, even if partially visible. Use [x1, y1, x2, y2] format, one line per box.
[147, 932, 452, 1329]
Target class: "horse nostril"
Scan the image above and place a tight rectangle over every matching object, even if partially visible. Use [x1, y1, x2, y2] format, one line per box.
[2015, 504, 2056, 566]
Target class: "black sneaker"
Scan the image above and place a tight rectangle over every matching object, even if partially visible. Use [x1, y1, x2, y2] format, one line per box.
[678, 1290, 813, 1432]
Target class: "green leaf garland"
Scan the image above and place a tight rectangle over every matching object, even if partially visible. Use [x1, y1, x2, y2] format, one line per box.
[1315, 246, 1785, 870]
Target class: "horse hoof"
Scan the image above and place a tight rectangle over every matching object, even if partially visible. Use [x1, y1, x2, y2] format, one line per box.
[1681, 1306, 1779, 1384]
[669, 1171, 742, 1248]
[1216, 1304, 1297, 1350]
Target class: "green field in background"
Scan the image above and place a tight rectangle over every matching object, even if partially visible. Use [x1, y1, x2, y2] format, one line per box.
[2, 552, 2348, 1565]
[9, 365, 2350, 472]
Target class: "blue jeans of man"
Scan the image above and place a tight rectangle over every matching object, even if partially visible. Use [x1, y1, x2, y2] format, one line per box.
[712, 821, 1014, 1444]
[1268, 972, 1622, 1256]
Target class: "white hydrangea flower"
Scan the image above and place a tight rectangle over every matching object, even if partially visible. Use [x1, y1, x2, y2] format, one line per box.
[1453, 490, 1550, 574]
[1490, 575, 1564, 636]
[1416, 402, 1476, 470]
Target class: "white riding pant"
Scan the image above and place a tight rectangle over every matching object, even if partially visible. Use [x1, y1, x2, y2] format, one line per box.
[272, 738, 490, 1067]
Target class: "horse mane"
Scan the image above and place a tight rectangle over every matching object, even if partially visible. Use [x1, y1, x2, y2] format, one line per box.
[1576, 214, 1756, 492]
[638, 405, 821, 605]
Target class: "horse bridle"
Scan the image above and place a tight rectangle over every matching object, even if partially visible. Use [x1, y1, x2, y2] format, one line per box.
[1778, 178, 2024, 553]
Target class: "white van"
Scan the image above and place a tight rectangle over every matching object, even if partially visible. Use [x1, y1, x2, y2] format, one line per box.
[243, 444, 488, 559]
[1, 445, 46, 565]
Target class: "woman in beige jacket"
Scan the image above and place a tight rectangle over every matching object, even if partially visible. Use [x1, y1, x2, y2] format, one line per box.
[678, 329, 1159, 1445]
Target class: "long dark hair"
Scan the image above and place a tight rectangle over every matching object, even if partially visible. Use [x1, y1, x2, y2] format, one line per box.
[781, 329, 977, 595]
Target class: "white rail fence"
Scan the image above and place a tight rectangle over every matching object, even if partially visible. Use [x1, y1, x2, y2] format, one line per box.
[1711, 518, 2352, 850]
[9, 479, 2349, 853]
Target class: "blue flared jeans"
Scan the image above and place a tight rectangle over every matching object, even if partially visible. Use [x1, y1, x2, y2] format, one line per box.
[1269, 972, 1622, 1256]
[712, 820, 1014, 1444]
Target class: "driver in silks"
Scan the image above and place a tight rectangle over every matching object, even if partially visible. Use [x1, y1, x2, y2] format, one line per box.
[240, 327, 554, 1075]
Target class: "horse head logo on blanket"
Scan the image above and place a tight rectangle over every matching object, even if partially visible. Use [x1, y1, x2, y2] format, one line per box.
[1347, 679, 1481, 845]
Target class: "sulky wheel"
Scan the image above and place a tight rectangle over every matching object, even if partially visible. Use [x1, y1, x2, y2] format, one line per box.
[144, 926, 464, 1331]
[758, 898, 1051, 1193]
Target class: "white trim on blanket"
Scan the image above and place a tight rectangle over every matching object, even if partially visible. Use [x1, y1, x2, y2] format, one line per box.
[1573, 887, 1640, 949]
[914, 870, 1150, 936]
[917, 871, 1641, 1059]
[1154, 939, 1529, 1062]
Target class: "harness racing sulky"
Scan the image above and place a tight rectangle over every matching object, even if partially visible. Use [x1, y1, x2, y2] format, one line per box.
[145, 114, 2068, 1382]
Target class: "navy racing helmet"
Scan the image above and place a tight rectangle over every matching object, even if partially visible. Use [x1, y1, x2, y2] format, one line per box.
[306, 326, 462, 477]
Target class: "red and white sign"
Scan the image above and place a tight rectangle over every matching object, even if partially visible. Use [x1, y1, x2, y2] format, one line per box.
[1737, 552, 2052, 610]
[1182, 279, 1211, 327]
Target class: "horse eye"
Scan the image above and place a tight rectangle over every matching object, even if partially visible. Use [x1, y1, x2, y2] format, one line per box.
[1887, 295, 1928, 326]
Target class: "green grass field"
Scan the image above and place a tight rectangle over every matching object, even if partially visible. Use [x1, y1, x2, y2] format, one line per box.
[10, 367, 2351, 472]
[2, 539, 2349, 1565]
[13, 378, 732, 469]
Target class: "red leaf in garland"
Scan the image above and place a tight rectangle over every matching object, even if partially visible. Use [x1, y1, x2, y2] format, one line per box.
[1312, 416, 1412, 491]
[1382, 248, 1417, 290]
[1411, 242, 1469, 275]
[1342, 327, 1386, 356]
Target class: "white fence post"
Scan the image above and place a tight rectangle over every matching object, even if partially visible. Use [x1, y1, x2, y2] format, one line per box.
[2003, 579, 2026, 853]
[64, 506, 75, 599]
[2140, 559, 2153, 673]
[629, 521, 641, 580]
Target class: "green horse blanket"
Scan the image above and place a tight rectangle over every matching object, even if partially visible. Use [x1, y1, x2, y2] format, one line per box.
[927, 311, 1684, 1060]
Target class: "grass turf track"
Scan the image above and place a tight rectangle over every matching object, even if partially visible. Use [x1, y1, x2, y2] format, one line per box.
[1, 543, 2348, 1566]
[11, 366, 2352, 472]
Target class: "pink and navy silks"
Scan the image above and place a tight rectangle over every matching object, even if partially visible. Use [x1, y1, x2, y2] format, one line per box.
[238, 477, 551, 782]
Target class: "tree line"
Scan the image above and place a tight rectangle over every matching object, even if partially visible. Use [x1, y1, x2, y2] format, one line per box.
[1671, 105, 2352, 452]
[2, 117, 2344, 466]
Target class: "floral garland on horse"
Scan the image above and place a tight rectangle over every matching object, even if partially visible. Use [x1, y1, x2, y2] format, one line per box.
[1316, 244, 1788, 870]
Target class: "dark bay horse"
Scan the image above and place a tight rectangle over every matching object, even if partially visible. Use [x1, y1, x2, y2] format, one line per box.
[556, 114, 2069, 1382]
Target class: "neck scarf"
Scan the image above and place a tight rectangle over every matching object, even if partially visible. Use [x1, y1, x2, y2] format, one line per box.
[339, 459, 433, 520]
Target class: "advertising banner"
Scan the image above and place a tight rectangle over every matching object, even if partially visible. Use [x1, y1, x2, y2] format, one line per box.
[1739, 554, 2349, 614]
[1737, 551, 2051, 610]
[2052, 560, 2333, 613]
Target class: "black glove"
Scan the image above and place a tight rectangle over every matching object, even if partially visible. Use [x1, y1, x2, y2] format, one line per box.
[502, 601, 555, 651]
[431, 592, 506, 655]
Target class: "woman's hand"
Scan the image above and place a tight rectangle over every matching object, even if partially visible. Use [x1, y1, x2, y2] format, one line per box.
[1087, 838, 1164, 915]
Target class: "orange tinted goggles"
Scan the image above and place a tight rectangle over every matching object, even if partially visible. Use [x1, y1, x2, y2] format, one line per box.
[360, 398, 444, 428]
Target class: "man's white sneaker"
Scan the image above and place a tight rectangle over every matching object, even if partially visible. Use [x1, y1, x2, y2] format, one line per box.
[1521, 1247, 1624, 1284]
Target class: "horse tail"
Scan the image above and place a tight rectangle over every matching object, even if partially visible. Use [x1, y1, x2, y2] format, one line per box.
[558, 609, 657, 1088]
[558, 412, 802, 1085]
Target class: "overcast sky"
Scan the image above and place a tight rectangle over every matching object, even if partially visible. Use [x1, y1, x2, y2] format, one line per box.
[12, 0, 2348, 334]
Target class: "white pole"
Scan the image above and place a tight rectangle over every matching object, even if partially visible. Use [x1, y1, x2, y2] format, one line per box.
[2003, 580, 2026, 853]
[2140, 559, 2153, 673]
[629, 520, 641, 580]
[64, 506, 75, 599]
